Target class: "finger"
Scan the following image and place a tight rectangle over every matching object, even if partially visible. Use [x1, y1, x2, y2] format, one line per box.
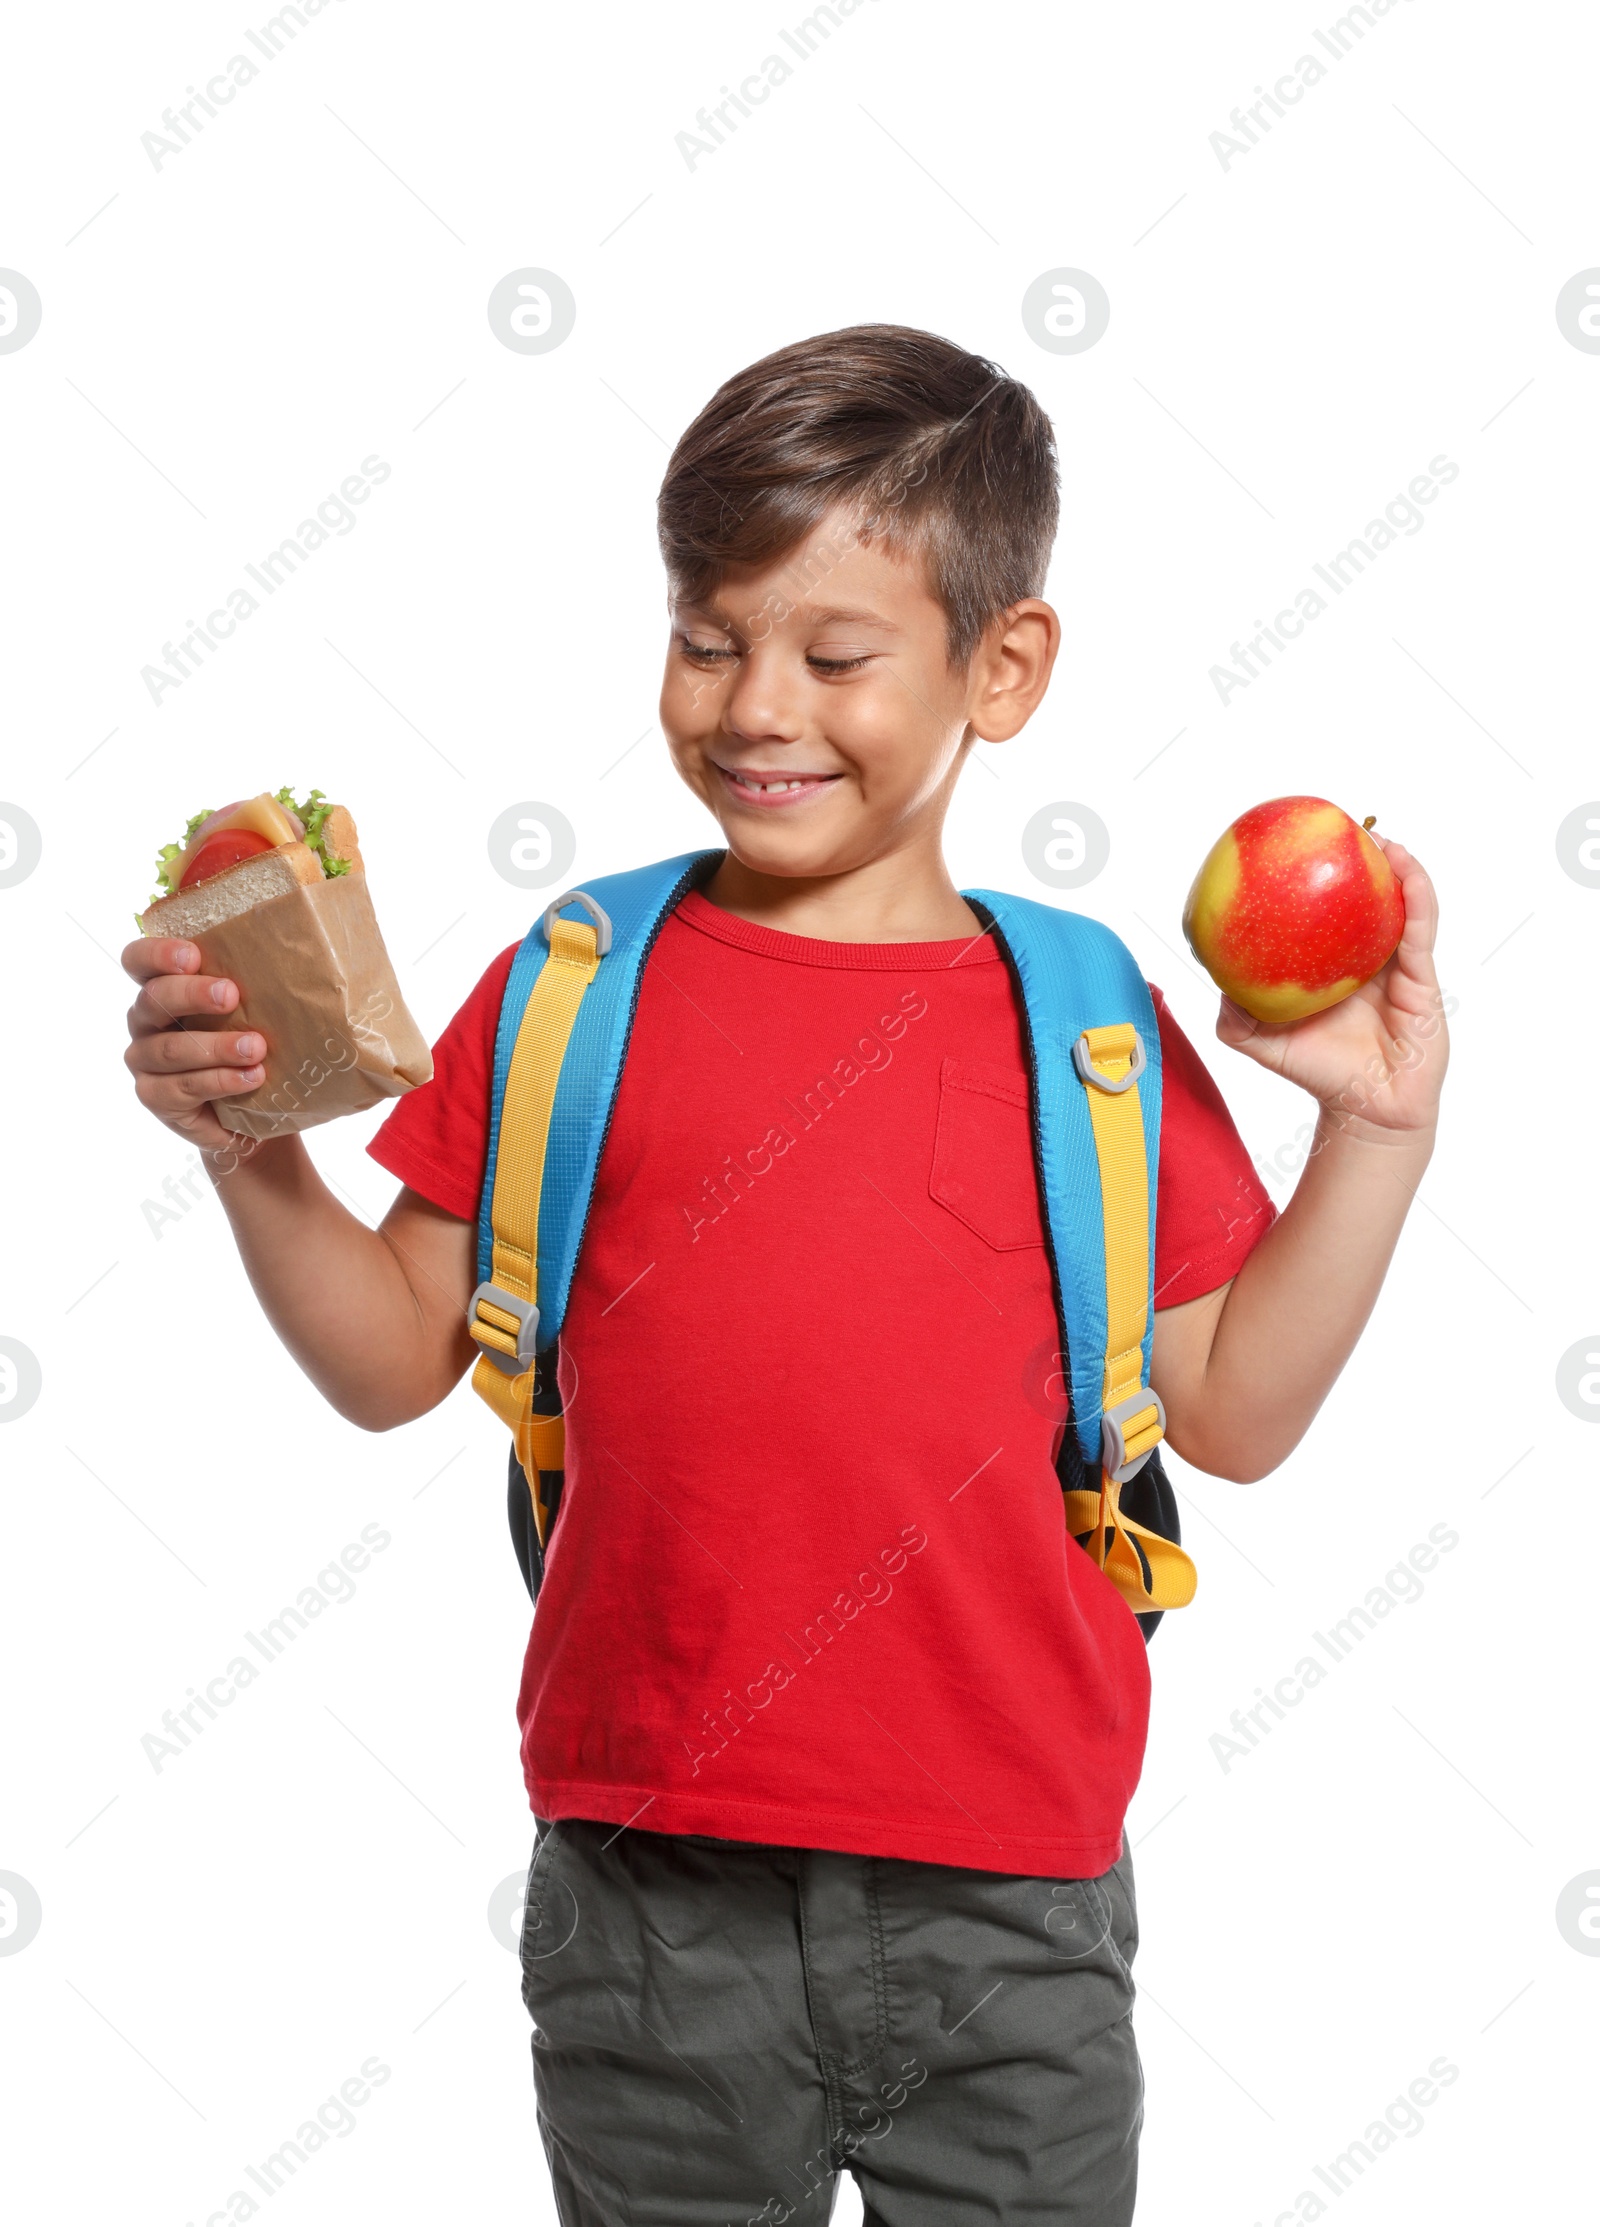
[122, 936, 202, 985]
[128, 973, 241, 1035]
[164, 1103, 236, 1152]
[126, 1028, 265, 1078]
[1380, 845, 1440, 976]
[1374, 837, 1436, 937]
[1215, 994, 1289, 1072]
[1217, 992, 1301, 1044]
[133, 1060, 266, 1112]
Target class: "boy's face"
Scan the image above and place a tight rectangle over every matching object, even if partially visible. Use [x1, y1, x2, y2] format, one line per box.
[660, 510, 1057, 881]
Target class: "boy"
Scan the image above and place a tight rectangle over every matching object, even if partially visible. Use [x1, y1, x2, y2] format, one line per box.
[122, 326, 1447, 2225]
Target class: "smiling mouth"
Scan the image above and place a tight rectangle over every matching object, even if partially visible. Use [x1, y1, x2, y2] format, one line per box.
[716, 765, 843, 807]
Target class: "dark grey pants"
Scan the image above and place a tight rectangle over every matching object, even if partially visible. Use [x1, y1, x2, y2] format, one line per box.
[520, 1819, 1143, 2225]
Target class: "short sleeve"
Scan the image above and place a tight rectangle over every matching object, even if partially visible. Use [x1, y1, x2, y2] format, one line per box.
[1151, 986, 1276, 1307]
[367, 943, 519, 1222]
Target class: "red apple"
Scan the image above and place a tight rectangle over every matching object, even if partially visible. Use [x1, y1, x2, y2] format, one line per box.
[1182, 796, 1405, 1024]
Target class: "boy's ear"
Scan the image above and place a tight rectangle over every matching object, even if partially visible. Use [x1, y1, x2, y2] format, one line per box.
[966, 600, 1061, 743]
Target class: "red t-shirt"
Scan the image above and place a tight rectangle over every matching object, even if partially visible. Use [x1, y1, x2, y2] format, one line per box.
[371, 889, 1274, 1875]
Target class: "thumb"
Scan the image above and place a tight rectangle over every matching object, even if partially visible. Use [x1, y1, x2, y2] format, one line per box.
[1216, 992, 1293, 1074]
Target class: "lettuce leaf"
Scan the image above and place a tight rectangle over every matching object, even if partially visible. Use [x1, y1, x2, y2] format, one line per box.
[152, 808, 214, 902]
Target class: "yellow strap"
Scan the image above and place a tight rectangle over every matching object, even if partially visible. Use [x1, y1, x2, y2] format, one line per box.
[469, 916, 599, 1545]
[1073, 1023, 1197, 1614]
[1062, 1481, 1197, 1612]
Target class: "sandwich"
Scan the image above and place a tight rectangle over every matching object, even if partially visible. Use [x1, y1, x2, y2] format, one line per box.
[139, 788, 432, 1140]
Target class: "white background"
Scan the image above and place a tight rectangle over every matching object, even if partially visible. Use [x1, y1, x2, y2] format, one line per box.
[2, 1, 1596, 2221]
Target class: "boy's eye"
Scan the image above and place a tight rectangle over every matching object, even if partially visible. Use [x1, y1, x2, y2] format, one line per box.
[679, 635, 737, 663]
[808, 653, 871, 674]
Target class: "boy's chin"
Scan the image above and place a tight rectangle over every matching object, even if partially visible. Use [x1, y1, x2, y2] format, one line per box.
[718, 822, 855, 882]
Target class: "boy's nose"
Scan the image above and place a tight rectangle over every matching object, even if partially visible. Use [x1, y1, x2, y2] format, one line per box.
[720, 655, 807, 745]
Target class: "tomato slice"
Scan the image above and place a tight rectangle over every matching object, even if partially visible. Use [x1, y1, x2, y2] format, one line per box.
[179, 827, 276, 890]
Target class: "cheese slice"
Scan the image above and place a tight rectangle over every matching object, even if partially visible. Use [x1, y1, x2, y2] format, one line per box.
[214, 793, 300, 845]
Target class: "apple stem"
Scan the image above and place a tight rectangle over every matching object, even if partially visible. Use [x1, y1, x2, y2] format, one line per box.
[1362, 814, 1377, 831]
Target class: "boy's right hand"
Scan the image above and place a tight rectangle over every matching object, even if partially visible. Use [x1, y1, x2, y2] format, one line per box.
[122, 938, 268, 1151]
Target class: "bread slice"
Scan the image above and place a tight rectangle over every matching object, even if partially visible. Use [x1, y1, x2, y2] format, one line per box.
[319, 805, 363, 873]
[140, 840, 323, 938]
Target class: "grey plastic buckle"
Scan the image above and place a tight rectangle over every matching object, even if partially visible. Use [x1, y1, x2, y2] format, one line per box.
[1101, 1388, 1166, 1485]
[541, 888, 613, 956]
[1073, 1031, 1146, 1093]
[469, 1281, 540, 1377]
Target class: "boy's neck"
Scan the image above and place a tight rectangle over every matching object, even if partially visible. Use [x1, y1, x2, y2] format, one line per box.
[703, 846, 983, 945]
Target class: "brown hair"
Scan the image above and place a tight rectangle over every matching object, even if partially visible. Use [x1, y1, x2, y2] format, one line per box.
[657, 324, 1060, 667]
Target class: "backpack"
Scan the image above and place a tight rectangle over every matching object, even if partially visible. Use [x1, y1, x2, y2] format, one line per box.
[468, 851, 1196, 1639]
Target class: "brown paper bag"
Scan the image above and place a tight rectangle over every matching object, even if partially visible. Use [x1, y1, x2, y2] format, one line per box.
[185, 872, 433, 1139]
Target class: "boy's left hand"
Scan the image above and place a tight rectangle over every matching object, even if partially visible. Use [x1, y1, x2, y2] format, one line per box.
[1214, 837, 1448, 1136]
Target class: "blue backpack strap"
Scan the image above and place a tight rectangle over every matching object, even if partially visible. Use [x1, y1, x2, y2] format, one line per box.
[961, 889, 1162, 1471]
[478, 850, 719, 1341]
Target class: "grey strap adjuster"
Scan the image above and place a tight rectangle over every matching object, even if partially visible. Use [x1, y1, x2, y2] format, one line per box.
[1101, 1388, 1166, 1484]
[541, 888, 613, 954]
[1073, 1032, 1146, 1093]
[469, 1282, 540, 1377]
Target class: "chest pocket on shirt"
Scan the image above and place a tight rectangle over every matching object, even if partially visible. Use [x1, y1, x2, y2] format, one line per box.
[929, 1057, 1047, 1251]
